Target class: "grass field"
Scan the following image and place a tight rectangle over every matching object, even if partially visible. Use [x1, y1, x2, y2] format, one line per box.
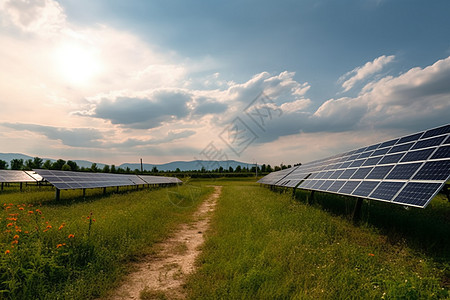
[0, 183, 212, 299]
[186, 179, 449, 299]
[1, 179, 449, 299]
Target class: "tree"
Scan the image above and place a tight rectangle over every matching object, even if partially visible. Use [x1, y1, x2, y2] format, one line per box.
[67, 160, 79, 171]
[151, 166, 158, 173]
[61, 164, 71, 171]
[90, 163, 98, 172]
[43, 160, 52, 169]
[10, 159, 24, 170]
[52, 159, 66, 170]
[229, 166, 234, 172]
[219, 166, 224, 173]
[266, 165, 273, 172]
[110, 165, 116, 173]
[24, 159, 34, 170]
[0, 160, 8, 169]
[102, 165, 110, 173]
[33, 157, 43, 169]
[260, 164, 266, 173]
[235, 165, 242, 172]
[175, 168, 181, 173]
[274, 166, 281, 171]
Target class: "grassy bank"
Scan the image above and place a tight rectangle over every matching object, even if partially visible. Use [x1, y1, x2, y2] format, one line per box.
[186, 181, 448, 299]
[1, 184, 212, 299]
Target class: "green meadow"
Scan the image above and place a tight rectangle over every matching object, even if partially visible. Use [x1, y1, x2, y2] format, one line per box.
[1, 179, 449, 299]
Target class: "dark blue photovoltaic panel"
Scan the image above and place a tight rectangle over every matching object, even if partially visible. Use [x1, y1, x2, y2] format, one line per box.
[339, 168, 357, 179]
[339, 161, 352, 168]
[352, 181, 379, 197]
[357, 151, 373, 159]
[327, 180, 346, 192]
[315, 171, 327, 179]
[298, 180, 312, 188]
[354, 147, 367, 154]
[371, 148, 391, 157]
[412, 136, 446, 150]
[422, 124, 450, 139]
[351, 167, 373, 179]
[329, 170, 345, 179]
[378, 153, 404, 165]
[318, 180, 334, 190]
[413, 160, 450, 181]
[401, 148, 435, 162]
[386, 163, 422, 180]
[321, 170, 334, 179]
[366, 165, 394, 179]
[370, 182, 405, 201]
[365, 143, 381, 151]
[444, 135, 450, 145]
[379, 139, 399, 148]
[312, 180, 324, 189]
[349, 159, 366, 168]
[339, 181, 360, 194]
[388, 142, 414, 154]
[362, 156, 382, 166]
[348, 154, 360, 161]
[394, 182, 443, 207]
[431, 145, 450, 159]
[397, 132, 423, 144]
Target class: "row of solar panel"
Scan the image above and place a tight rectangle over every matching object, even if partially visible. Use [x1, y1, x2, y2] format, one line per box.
[258, 123, 450, 208]
[33, 169, 182, 190]
[0, 169, 182, 190]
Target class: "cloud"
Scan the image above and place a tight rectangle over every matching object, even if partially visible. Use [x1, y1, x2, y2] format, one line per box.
[89, 90, 192, 129]
[0, 123, 104, 147]
[339, 55, 395, 92]
[107, 130, 196, 148]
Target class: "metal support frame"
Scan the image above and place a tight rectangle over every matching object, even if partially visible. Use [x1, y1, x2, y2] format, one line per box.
[55, 189, 61, 201]
[1, 182, 3, 191]
[82, 188, 86, 198]
[103, 187, 107, 195]
[352, 198, 364, 224]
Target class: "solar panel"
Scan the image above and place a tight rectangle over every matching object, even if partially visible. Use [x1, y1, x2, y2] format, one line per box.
[259, 123, 450, 208]
[0, 170, 37, 183]
[33, 170, 182, 190]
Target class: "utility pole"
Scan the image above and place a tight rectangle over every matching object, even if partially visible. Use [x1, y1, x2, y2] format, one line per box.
[140, 158, 143, 173]
[255, 162, 258, 177]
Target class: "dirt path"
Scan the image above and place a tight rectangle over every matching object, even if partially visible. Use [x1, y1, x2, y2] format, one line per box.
[105, 186, 222, 300]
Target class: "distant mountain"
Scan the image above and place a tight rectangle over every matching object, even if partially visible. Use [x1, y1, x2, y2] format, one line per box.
[119, 160, 251, 171]
[0, 153, 251, 171]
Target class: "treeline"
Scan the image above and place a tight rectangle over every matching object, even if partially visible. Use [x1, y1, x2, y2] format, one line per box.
[0, 157, 292, 176]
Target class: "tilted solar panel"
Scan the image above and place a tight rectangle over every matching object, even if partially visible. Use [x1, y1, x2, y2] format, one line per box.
[258, 123, 450, 208]
[0, 170, 37, 183]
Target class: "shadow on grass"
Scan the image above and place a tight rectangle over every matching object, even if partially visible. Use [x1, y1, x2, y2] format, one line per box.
[291, 189, 450, 263]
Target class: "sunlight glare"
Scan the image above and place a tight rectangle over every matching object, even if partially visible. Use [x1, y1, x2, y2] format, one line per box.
[55, 42, 102, 86]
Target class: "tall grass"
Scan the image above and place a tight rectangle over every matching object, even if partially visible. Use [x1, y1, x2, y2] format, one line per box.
[0, 184, 212, 299]
[186, 182, 448, 299]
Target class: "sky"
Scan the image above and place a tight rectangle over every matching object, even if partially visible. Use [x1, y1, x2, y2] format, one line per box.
[0, 0, 450, 167]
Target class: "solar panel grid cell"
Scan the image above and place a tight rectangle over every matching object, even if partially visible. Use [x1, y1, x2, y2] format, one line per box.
[413, 161, 450, 181]
[370, 182, 405, 201]
[339, 168, 357, 179]
[366, 165, 394, 179]
[412, 136, 446, 150]
[339, 181, 361, 194]
[378, 153, 405, 165]
[327, 180, 346, 192]
[352, 181, 379, 197]
[394, 182, 443, 207]
[371, 147, 391, 157]
[401, 148, 435, 162]
[351, 167, 373, 179]
[365, 143, 381, 151]
[379, 139, 399, 148]
[431, 145, 450, 159]
[362, 156, 382, 166]
[386, 163, 423, 180]
[422, 124, 450, 139]
[397, 132, 423, 144]
[388, 142, 414, 154]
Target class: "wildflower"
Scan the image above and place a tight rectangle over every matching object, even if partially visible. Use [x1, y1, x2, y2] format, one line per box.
[28, 211, 34, 214]
[11, 240, 18, 245]
[5, 250, 10, 254]
[368, 253, 375, 257]
[35, 209, 42, 214]
[16, 229, 22, 233]
[13, 235, 19, 240]
[56, 244, 63, 248]
[7, 223, 13, 227]
[19, 207, 24, 211]
[24, 231, 29, 234]
[46, 225, 52, 229]
[68, 234, 74, 239]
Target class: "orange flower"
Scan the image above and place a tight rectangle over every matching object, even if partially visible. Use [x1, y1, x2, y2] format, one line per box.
[19, 207, 24, 211]
[68, 234, 74, 239]
[11, 240, 18, 245]
[13, 235, 19, 240]
[56, 244, 63, 248]
[368, 253, 375, 257]
[7, 223, 13, 227]
[5, 250, 10, 254]
[28, 211, 34, 214]
[46, 225, 52, 229]
[58, 223, 65, 230]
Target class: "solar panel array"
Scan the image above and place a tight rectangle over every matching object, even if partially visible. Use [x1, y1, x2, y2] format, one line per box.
[258, 123, 450, 208]
[33, 169, 181, 190]
[0, 170, 38, 183]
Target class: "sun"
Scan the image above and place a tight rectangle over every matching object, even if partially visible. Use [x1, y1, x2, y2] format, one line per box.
[54, 42, 102, 86]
